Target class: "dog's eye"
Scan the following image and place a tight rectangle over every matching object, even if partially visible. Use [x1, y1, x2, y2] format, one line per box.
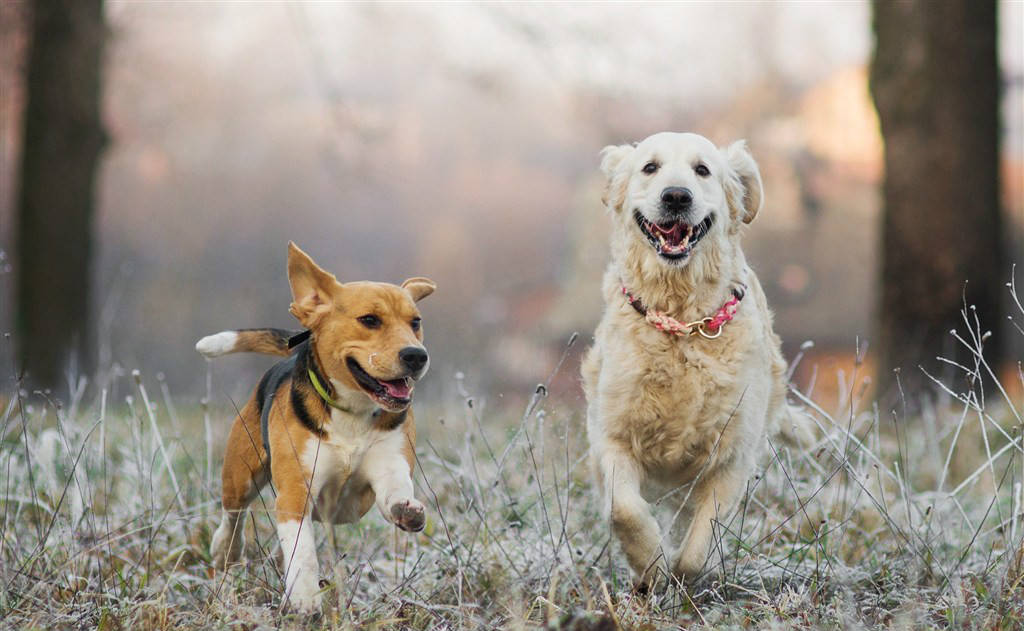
[694, 164, 711, 177]
[357, 314, 381, 329]
[642, 162, 659, 175]
[410, 317, 421, 332]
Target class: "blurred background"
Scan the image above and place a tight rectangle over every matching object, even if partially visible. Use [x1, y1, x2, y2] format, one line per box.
[0, 1, 1021, 409]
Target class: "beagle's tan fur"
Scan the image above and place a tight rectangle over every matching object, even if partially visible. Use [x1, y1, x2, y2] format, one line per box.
[198, 242, 435, 612]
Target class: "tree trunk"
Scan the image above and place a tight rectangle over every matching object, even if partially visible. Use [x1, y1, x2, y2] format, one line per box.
[870, 0, 1004, 400]
[16, 0, 106, 389]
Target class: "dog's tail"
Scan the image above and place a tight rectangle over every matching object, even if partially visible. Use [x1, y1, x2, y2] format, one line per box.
[775, 404, 817, 448]
[195, 328, 300, 358]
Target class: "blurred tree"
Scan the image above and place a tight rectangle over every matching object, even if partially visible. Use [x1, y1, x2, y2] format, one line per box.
[870, 0, 1004, 399]
[15, 0, 106, 388]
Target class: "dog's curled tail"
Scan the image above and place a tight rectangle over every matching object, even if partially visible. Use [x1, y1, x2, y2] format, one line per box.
[195, 328, 299, 358]
[775, 404, 817, 448]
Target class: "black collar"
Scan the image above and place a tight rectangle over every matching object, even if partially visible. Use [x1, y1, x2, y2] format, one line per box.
[288, 329, 311, 349]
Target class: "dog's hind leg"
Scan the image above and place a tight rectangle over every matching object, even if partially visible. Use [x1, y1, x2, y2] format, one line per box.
[597, 445, 668, 590]
[211, 404, 268, 569]
[211, 506, 249, 569]
[211, 471, 266, 569]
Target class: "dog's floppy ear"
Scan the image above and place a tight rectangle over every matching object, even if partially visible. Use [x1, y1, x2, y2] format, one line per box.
[401, 277, 436, 302]
[287, 241, 340, 327]
[599, 143, 635, 212]
[722, 140, 764, 225]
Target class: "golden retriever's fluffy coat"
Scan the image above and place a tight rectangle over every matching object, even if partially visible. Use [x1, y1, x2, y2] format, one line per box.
[581, 132, 809, 588]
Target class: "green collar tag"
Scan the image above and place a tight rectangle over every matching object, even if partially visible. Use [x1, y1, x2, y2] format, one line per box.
[308, 368, 351, 412]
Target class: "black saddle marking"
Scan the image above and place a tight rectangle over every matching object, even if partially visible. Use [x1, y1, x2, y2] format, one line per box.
[257, 354, 297, 471]
[256, 340, 330, 476]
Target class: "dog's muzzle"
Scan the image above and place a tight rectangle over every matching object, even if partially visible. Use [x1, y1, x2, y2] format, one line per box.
[634, 210, 715, 261]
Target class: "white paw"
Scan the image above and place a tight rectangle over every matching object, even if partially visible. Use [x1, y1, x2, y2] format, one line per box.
[283, 570, 323, 614]
[284, 586, 322, 614]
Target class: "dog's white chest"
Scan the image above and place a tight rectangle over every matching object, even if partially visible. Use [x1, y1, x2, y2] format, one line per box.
[304, 409, 377, 494]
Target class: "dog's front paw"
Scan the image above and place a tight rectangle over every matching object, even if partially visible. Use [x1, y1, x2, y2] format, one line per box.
[283, 584, 322, 615]
[389, 499, 425, 532]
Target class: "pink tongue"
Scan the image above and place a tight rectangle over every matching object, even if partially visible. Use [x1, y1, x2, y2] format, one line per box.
[383, 379, 411, 399]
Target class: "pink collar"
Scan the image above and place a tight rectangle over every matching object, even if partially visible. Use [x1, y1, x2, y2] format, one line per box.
[621, 281, 746, 339]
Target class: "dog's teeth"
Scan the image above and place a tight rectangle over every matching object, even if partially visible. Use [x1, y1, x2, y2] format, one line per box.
[656, 234, 668, 250]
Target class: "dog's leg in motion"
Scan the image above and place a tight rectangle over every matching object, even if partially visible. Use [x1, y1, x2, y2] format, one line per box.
[671, 460, 748, 581]
[598, 446, 668, 590]
[275, 504, 321, 611]
[362, 434, 425, 532]
[211, 507, 248, 569]
[276, 515, 320, 613]
[211, 407, 267, 569]
[274, 466, 322, 613]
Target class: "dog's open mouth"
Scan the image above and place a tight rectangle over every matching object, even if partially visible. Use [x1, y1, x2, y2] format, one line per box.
[634, 211, 715, 261]
[346, 357, 413, 410]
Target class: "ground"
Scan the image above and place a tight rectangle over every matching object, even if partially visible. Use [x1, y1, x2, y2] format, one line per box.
[1, 321, 1022, 630]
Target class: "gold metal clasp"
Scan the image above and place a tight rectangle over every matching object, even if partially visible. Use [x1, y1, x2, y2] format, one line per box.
[694, 317, 722, 339]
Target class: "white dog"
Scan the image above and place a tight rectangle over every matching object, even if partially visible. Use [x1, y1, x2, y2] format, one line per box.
[581, 132, 810, 589]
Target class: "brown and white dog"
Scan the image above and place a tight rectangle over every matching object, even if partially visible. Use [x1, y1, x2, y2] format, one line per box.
[197, 242, 435, 612]
[581, 132, 811, 591]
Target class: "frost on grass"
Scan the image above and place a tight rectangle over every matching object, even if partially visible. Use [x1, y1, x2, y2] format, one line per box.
[1, 278, 1022, 630]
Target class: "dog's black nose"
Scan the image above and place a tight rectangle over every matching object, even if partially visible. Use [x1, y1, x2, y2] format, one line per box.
[399, 347, 428, 372]
[661, 187, 693, 213]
